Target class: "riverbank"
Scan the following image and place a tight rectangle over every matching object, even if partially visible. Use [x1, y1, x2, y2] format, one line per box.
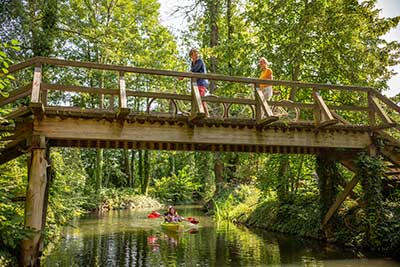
[208, 184, 400, 260]
[0, 187, 162, 267]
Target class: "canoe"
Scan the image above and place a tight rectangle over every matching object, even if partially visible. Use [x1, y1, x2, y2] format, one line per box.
[160, 222, 184, 232]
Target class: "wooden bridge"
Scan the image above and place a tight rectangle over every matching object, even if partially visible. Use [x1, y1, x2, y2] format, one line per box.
[2, 57, 399, 155]
[1, 57, 399, 266]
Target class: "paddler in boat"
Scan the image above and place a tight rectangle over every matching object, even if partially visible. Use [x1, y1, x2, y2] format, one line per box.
[164, 206, 184, 223]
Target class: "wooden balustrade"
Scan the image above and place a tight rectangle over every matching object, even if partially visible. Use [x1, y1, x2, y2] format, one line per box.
[1, 57, 398, 131]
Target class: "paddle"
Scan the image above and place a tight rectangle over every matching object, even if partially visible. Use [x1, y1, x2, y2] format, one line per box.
[185, 217, 199, 225]
[147, 211, 161, 219]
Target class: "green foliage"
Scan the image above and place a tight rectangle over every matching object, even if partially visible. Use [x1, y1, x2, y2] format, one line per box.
[46, 148, 87, 235]
[356, 153, 384, 216]
[151, 166, 201, 203]
[212, 184, 260, 222]
[81, 187, 161, 211]
[0, 159, 29, 264]
[258, 154, 318, 201]
[247, 194, 323, 239]
[0, 40, 19, 93]
[316, 153, 341, 217]
[211, 184, 323, 239]
[334, 200, 400, 259]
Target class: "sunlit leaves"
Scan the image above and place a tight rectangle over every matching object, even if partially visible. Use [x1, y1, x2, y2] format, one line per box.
[0, 41, 20, 92]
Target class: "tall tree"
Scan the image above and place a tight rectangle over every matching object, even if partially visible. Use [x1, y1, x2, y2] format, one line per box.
[245, 0, 400, 98]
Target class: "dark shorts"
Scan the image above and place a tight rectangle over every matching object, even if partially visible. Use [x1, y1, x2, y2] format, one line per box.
[198, 85, 207, 96]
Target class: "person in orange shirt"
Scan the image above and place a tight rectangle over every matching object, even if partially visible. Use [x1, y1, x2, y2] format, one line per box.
[258, 57, 273, 100]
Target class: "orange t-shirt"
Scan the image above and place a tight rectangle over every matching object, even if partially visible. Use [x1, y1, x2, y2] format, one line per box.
[259, 68, 273, 89]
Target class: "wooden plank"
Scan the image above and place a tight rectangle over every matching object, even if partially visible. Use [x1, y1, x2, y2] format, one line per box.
[42, 83, 119, 95]
[119, 71, 127, 109]
[313, 90, 335, 121]
[109, 94, 115, 110]
[256, 116, 279, 127]
[373, 91, 400, 114]
[33, 116, 372, 149]
[331, 110, 351, 125]
[0, 125, 15, 132]
[315, 119, 339, 129]
[369, 96, 394, 125]
[29, 102, 45, 121]
[323, 175, 359, 225]
[0, 83, 32, 107]
[0, 127, 31, 143]
[117, 107, 130, 120]
[254, 88, 275, 118]
[386, 171, 400, 175]
[380, 148, 400, 166]
[31, 65, 42, 103]
[0, 145, 25, 165]
[14, 82, 370, 113]
[4, 106, 31, 120]
[37, 57, 375, 93]
[370, 124, 397, 130]
[189, 112, 206, 122]
[8, 58, 37, 74]
[27, 85, 371, 112]
[191, 83, 205, 119]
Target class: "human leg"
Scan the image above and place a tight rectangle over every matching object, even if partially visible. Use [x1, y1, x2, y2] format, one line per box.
[198, 85, 209, 116]
[263, 86, 273, 101]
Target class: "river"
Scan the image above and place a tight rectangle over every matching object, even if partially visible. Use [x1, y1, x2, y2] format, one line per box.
[43, 205, 400, 267]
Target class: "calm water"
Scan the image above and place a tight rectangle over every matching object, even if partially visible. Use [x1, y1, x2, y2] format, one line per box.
[43, 206, 400, 267]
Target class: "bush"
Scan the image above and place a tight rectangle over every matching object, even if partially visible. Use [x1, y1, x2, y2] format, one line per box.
[211, 184, 260, 222]
[247, 194, 323, 239]
[81, 187, 162, 211]
[151, 166, 201, 203]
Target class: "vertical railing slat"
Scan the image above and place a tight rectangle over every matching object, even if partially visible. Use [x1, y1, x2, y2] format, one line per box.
[31, 64, 42, 103]
[119, 71, 127, 109]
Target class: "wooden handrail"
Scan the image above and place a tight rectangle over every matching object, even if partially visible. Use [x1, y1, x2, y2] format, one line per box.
[0, 83, 32, 107]
[9, 56, 395, 97]
[372, 91, 400, 114]
[8, 57, 38, 74]
[5, 57, 399, 128]
[9, 57, 397, 100]
[32, 57, 377, 93]
[40, 83, 371, 111]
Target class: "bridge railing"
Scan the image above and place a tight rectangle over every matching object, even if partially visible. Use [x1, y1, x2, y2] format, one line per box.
[1, 57, 399, 132]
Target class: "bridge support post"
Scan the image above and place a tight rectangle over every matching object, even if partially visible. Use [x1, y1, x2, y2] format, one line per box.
[20, 135, 49, 267]
[317, 150, 341, 239]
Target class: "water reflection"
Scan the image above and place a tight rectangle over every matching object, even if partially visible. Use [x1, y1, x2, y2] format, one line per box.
[43, 206, 400, 267]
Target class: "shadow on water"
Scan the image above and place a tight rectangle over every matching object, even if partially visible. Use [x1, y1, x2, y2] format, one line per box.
[43, 205, 400, 267]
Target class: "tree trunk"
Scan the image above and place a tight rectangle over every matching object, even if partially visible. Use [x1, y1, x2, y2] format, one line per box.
[95, 148, 103, 191]
[29, 0, 58, 57]
[130, 150, 136, 188]
[277, 155, 290, 203]
[123, 148, 132, 187]
[207, 0, 220, 93]
[316, 150, 340, 239]
[214, 152, 224, 191]
[141, 150, 151, 195]
[226, 0, 233, 75]
[138, 150, 143, 191]
[169, 153, 175, 176]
